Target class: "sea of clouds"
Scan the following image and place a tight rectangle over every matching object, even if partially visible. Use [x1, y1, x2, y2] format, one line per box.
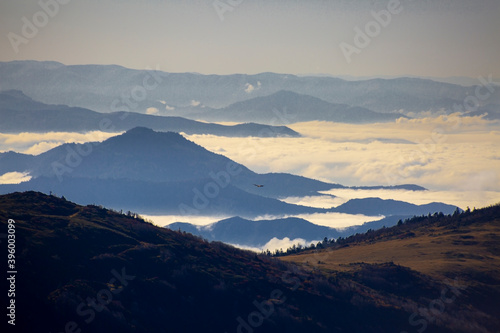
[1, 117, 499, 252]
[186, 116, 500, 193]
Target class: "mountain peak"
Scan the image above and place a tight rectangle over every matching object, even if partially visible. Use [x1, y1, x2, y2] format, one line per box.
[0, 89, 37, 105]
[30, 127, 241, 183]
[123, 126, 157, 136]
[113, 127, 187, 145]
[0, 89, 66, 111]
[0, 89, 30, 99]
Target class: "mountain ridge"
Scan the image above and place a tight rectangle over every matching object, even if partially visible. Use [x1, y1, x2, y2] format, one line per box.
[167, 198, 459, 248]
[182, 90, 405, 124]
[3, 60, 498, 114]
[0, 128, 451, 217]
[0, 128, 334, 216]
[0, 89, 299, 137]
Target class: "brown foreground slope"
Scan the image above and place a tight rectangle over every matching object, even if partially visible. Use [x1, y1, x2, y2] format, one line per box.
[281, 205, 500, 332]
[0, 191, 464, 333]
[1, 192, 498, 332]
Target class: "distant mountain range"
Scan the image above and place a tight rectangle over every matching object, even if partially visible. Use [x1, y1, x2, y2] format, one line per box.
[0, 127, 447, 219]
[169, 217, 335, 246]
[168, 198, 459, 248]
[331, 197, 458, 216]
[2, 60, 498, 115]
[322, 73, 500, 87]
[167, 215, 408, 248]
[467, 103, 500, 120]
[0, 90, 299, 137]
[181, 90, 405, 125]
[0, 127, 331, 195]
[0, 127, 333, 217]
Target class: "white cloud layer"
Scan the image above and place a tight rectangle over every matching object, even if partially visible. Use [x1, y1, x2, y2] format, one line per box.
[281, 195, 344, 208]
[142, 214, 229, 227]
[186, 117, 500, 199]
[0, 172, 32, 184]
[320, 188, 500, 212]
[143, 211, 382, 229]
[1, 116, 499, 231]
[294, 212, 383, 229]
[0, 131, 123, 155]
[230, 237, 318, 253]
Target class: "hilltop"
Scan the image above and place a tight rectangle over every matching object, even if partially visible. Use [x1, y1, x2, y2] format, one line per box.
[0, 192, 497, 332]
[0, 192, 485, 332]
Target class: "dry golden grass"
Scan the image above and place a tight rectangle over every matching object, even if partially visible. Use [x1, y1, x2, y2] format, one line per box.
[281, 212, 500, 281]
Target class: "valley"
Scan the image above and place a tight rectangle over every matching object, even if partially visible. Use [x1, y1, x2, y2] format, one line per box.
[1, 58, 499, 332]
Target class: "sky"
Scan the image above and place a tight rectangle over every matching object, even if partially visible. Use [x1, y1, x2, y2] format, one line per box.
[1, 0, 499, 240]
[1, 0, 499, 78]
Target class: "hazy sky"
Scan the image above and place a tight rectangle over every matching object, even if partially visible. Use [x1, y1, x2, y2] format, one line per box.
[1, 0, 499, 77]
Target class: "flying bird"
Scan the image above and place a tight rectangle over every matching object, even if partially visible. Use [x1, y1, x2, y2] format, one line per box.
[253, 184, 264, 188]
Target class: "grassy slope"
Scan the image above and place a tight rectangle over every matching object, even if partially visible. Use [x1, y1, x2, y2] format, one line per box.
[281, 206, 500, 332]
[1, 192, 497, 332]
[283, 210, 500, 276]
[0, 192, 415, 332]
